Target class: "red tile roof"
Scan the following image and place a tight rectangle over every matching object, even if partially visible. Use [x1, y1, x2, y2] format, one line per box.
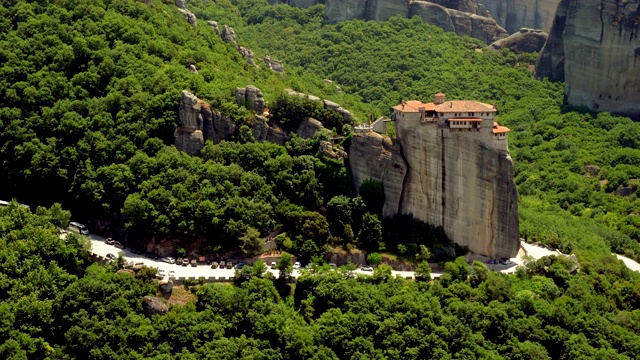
[435, 100, 496, 113]
[493, 123, 510, 134]
[394, 99, 496, 113]
[392, 100, 435, 113]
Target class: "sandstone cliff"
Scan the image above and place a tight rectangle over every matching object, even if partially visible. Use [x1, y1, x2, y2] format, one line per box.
[537, 0, 640, 117]
[349, 122, 519, 258]
[479, 0, 561, 33]
[323, 0, 508, 43]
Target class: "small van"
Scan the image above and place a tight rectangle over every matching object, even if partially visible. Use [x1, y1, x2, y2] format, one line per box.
[68, 222, 89, 235]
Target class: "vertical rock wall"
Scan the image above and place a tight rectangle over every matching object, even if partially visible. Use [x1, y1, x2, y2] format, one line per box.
[349, 124, 519, 259]
[537, 0, 640, 117]
[479, 0, 561, 33]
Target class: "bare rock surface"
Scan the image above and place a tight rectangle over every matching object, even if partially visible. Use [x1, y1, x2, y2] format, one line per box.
[264, 55, 285, 73]
[537, 0, 640, 117]
[479, 0, 561, 33]
[207, 20, 220, 35]
[349, 124, 519, 258]
[221, 25, 238, 47]
[178, 8, 197, 26]
[235, 85, 265, 115]
[142, 296, 169, 317]
[296, 117, 325, 139]
[490, 28, 548, 53]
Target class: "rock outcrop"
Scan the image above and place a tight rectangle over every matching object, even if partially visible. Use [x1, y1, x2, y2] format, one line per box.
[490, 28, 548, 53]
[349, 100, 519, 258]
[264, 55, 285, 73]
[537, 0, 640, 117]
[296, 117, 325, 139]
[235, 85, 266, 115]
[142, 296, 169, 317]
[220, 25, 238, 47]
[285, 89, 355, 122]
[178, 8, 197, 26]
[207, 20, 220, 35]
[175, 91, 205, 155]
[324, 0, 508, 43]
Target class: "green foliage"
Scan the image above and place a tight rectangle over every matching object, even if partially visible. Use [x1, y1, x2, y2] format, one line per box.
[415, 261, 432, 281]
[359, 179, 385, 214]
[366, 252, 382, 265]
[239, 227, 263, 256]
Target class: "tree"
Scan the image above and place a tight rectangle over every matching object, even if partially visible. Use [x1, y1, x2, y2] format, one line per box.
[416, 245, 431, 261]
[415, 261, 432, 281]
[444, 257, 470, 282]
[372, 264, 393, 282]
[356, 213, 381, 250]
[276, 252, 294, 279]
[240, 227, 263, 256]
[366, 252, 382, 265]
[469, 261, 489, 287]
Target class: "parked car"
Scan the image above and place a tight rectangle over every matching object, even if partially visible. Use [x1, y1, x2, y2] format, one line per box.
[329, 263, 337, 268]
[270, 261, 277, 269]
[235, 262, 246, 269]
[488, 259, 496, 264]
[182, 259, 189, 266]
[161, 257, 176, 264]
[168, 270, 176, 278]
[226, 262, 233, 269]
[106, 253, 116, 260]
[361, 265, 374, 272]
[176, 258, 183, 266]
[499, 259, 514, 265]
[190, 259, 197, 267]
[293, 262, 301, 269]
[157, 269, 166, 278]
[130, 248, 143, 255]
[211, 261, 219, 269]
[219, 261, 226, 268]
[105, 237, 115, 245]
[68, 221, 89, 235]
[146, 253, 159, 260]
[113, 241, 124, 249]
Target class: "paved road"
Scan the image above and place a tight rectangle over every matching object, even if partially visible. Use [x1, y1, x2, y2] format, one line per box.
[82, 233, 639, 280]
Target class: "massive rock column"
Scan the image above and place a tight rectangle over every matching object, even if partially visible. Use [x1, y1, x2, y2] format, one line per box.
[349, 124, 519, 259]
[537, 0, 640, 117]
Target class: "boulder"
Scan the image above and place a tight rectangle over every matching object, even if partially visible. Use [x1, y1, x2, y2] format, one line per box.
[238, 46, 257, 66]
[159, 280, 173, 294]
[614, 187, 636, 197]
[189, 64, 198, 73]
[264, 55, 285, 73]
[175, 0, 186, 9]
[207, 20, 220, 35]
[178, 8, 197, 27]
[296, 117, 324, 139]
[490, 28, 548, 53]
[142, 296, 169, 317]
[319, 141, 348, 159]
[584, 165, 600, 177]
[221, 25, 238, 47]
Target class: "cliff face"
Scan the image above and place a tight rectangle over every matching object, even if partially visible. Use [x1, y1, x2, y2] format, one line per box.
[537, 0, 640, 117]
[490, 28, 548, 53]
[479, 0, 561, 33]
[349, 124, 519, 258]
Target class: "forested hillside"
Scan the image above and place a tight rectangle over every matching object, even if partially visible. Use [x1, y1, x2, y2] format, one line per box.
[197, 0, 640, 262]
[2, 0, 640, 358]
[2, 207, 640, 359]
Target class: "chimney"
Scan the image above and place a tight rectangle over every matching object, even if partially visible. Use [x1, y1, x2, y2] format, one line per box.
[434, 92, 445, 105]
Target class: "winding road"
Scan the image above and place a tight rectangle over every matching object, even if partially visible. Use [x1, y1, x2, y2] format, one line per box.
[81, 233, 640, 280]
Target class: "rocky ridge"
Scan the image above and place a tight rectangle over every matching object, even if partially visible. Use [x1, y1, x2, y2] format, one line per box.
[536, 0, 640, 117]
[174, 88, 350, 158]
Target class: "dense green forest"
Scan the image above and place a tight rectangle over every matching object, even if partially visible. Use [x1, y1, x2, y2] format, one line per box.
[2, 0, 640, 358]
[2, 207, 640, 359]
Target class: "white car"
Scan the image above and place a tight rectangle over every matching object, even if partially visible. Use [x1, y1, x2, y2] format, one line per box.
[157, 269, 166, 278]
[168, 270, 176, 278]
[161, 257, 176, 264]
[361, 265, 374, 272]
[293, 262, 301, 269]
